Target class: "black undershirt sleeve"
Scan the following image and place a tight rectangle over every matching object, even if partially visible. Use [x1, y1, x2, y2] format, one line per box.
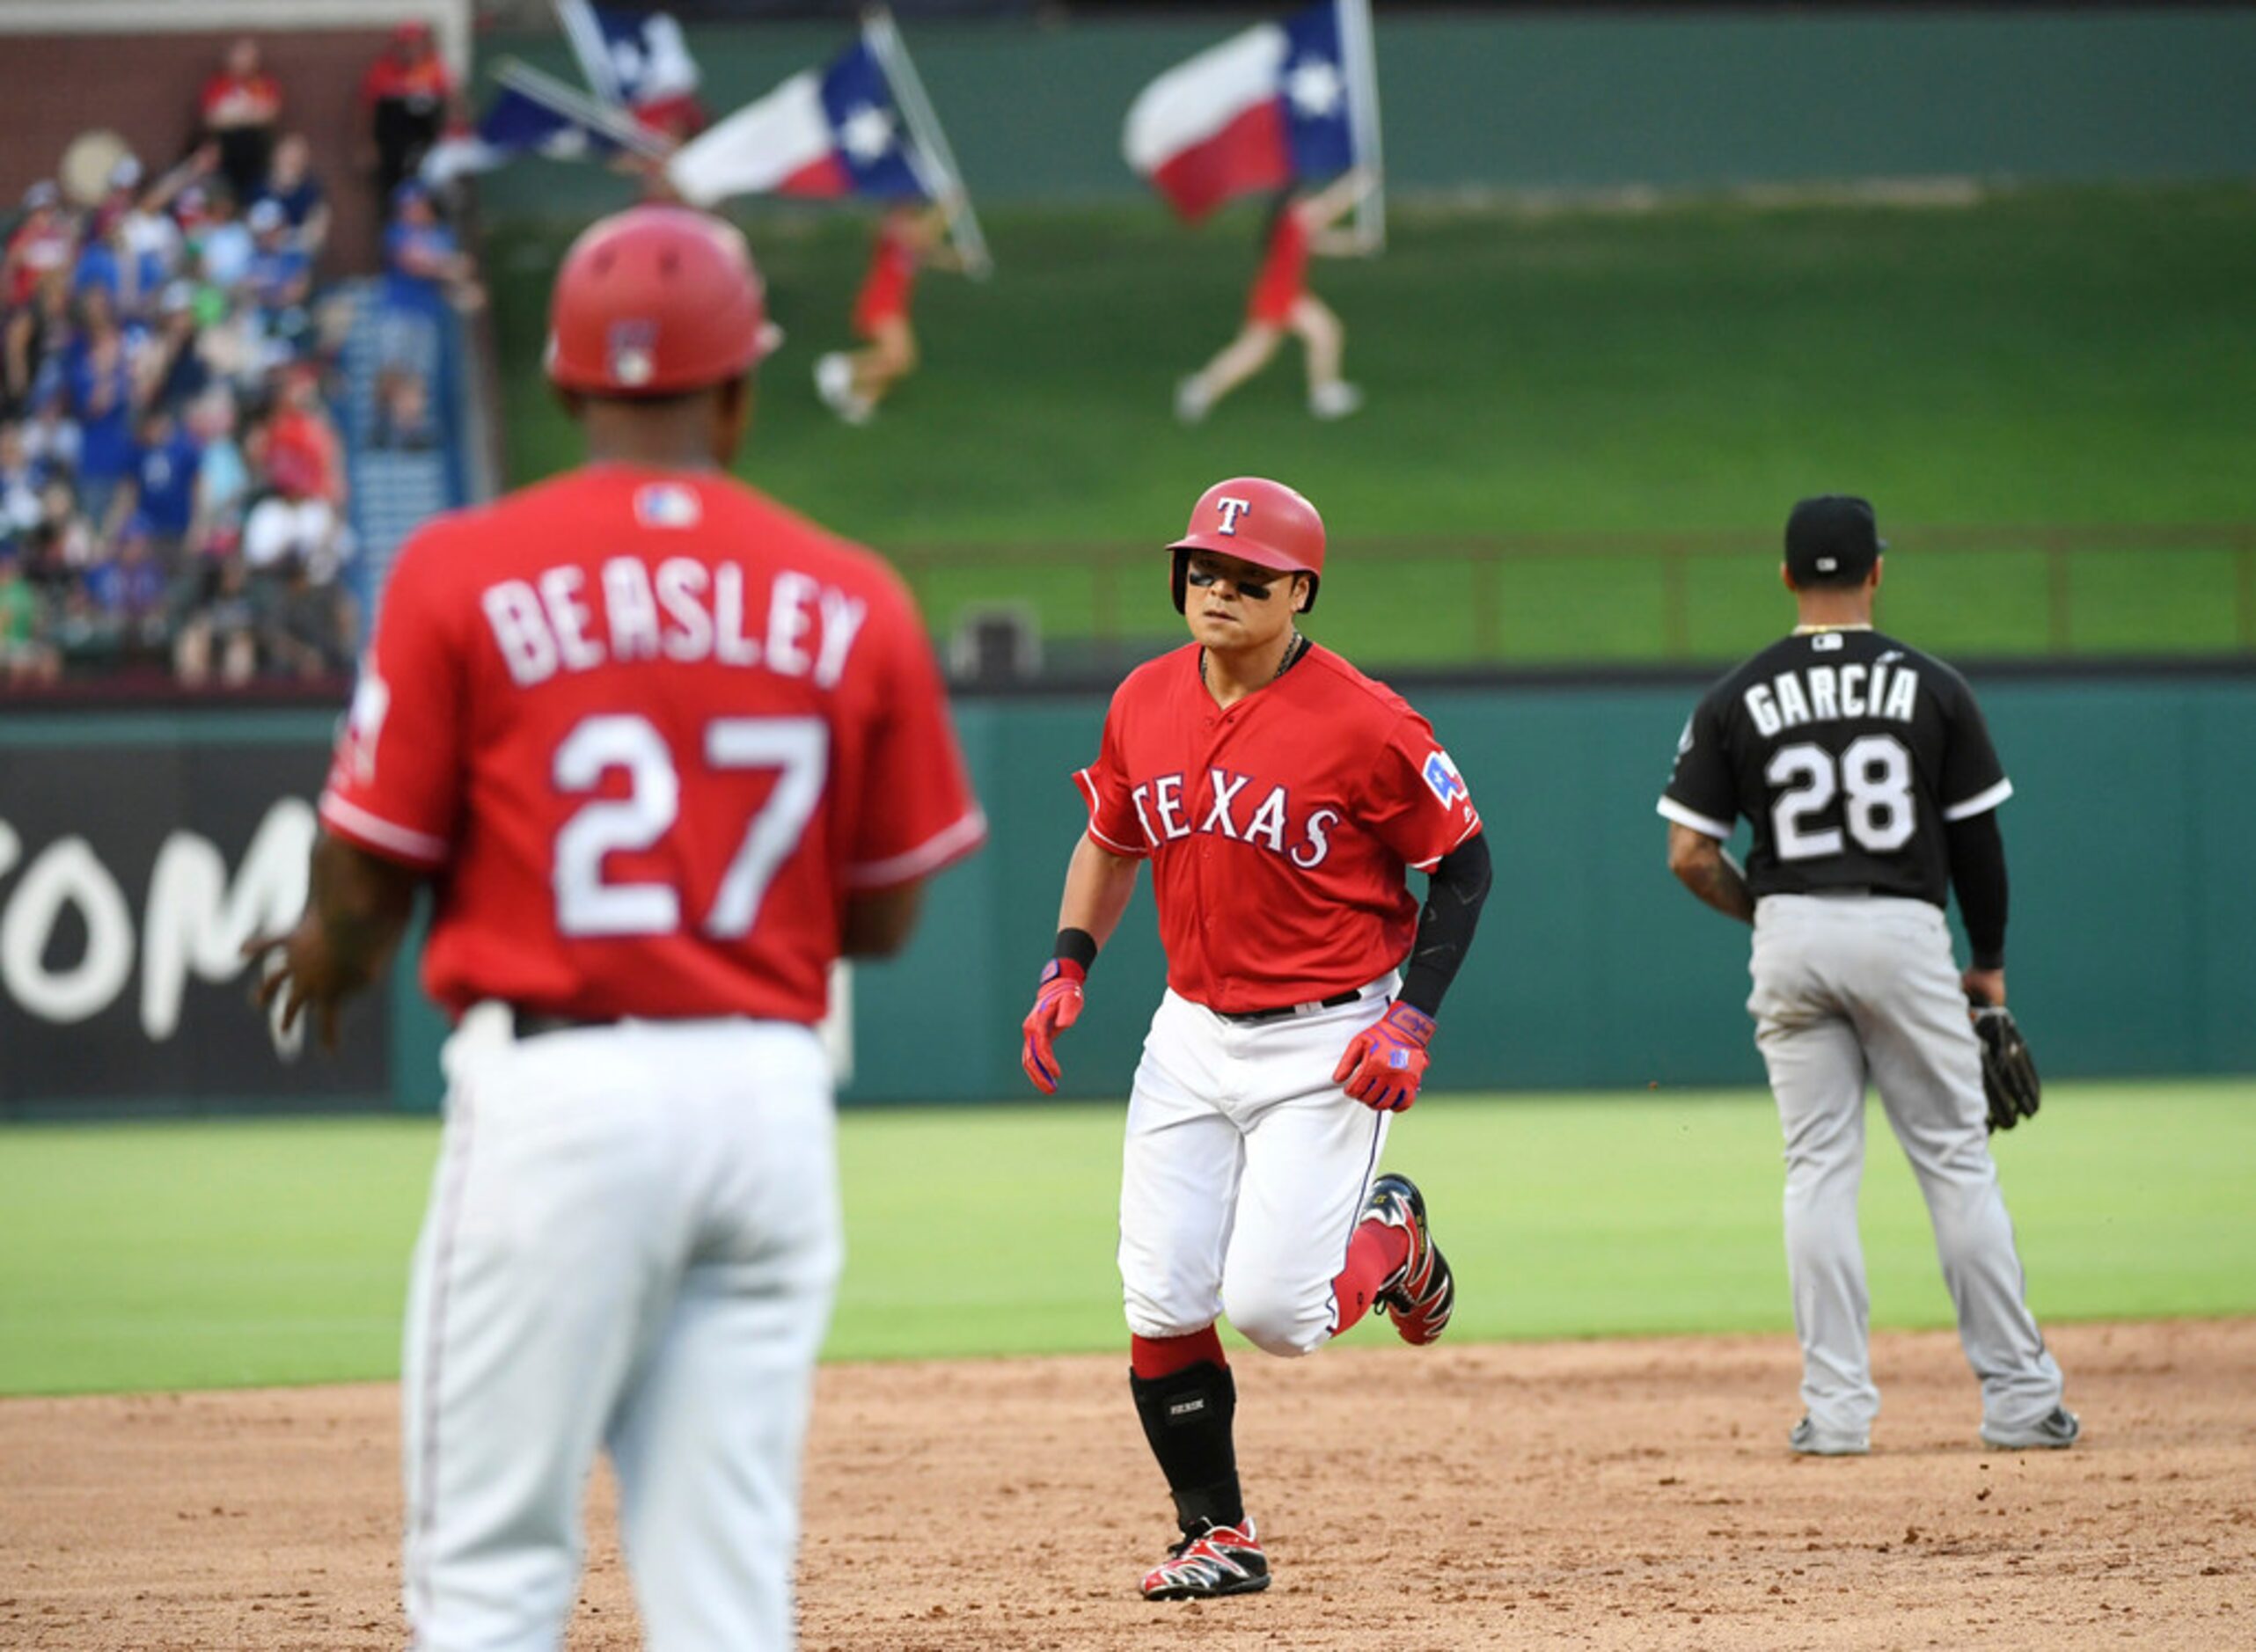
[1398, 832, 1493, 1018]
[1945, 809, 2009, 971]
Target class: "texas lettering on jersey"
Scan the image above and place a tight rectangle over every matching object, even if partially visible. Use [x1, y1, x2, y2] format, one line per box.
[1125, 769, 1339, 868]
[1077, 642, 1481, 1013]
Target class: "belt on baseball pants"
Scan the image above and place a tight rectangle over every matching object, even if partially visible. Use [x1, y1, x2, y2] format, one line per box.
[507, 1006, 621, 1040]
[1212, 987, 1366, 1027]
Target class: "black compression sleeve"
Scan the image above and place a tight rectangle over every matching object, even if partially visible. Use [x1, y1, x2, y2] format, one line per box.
[1398, 833, 1493, 1018]
[1945, 809, 2009, 970]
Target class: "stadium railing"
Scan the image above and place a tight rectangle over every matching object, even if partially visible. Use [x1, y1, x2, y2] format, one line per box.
[893, 523, 2256, 676]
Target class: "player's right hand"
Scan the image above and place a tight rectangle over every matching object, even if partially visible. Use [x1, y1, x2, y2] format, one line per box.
[1021, 959, 1087, 1094]
[240, 916, 356, 1051]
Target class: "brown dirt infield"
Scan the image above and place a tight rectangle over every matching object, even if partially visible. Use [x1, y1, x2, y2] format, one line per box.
[4, 1319, 2252, 1650]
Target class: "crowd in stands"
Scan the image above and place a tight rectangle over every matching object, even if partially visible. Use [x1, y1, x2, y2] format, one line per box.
[1, 28, 473, 692]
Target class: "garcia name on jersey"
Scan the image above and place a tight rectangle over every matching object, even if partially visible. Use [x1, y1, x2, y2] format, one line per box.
[1658, 628, 2011, 907]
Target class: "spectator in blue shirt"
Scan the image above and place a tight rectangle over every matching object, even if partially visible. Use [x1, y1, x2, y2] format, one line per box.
[256, 134, 331, 260]
[118, 406, 202, 550]
[84, 515, 170, 650]
[73, 220, 125, 304]
[74, 205, 164, 319]
[245, 200, 311, 308]
[384, 182, 482, 313]
[67, 289, 138, 525]
[245, 201, 318, 362]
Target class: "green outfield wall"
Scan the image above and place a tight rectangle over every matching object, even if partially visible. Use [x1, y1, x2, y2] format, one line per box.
[5, 672, 2245, 1116]
[795, 670, 2256, 1103]
[472, 8, 2256, 221]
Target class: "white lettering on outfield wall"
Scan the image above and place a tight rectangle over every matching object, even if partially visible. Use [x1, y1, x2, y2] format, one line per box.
[0, 799, 313, 1053]
[142, 800, 316, 1047]
[0, 823, 135, 1023]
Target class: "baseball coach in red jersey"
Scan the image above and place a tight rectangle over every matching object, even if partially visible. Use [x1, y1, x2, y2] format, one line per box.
[250, 204, 984, 1650]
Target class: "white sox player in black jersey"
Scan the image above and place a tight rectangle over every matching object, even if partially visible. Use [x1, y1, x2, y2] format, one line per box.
[1658, 495, 2077, 1456]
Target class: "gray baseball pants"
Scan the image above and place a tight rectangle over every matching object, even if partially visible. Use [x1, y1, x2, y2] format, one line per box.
[1747, 893, 2062, 1439]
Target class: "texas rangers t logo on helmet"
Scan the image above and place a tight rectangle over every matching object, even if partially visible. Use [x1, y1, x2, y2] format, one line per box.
[1215, 496, 1253, 536]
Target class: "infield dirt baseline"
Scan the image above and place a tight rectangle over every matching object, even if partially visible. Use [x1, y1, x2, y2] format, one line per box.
[3, 1319, 2246, 1650]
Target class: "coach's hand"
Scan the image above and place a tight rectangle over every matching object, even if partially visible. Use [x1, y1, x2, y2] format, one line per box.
[241, 915, 357, 1051]
[1333, 1002, 1436, 1114]
[1021, 959, 1087, 1094]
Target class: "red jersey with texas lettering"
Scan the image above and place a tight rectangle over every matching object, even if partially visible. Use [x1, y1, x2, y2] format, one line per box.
[1075, 641, 1481, 1012]
[319, 463, 985, 1025]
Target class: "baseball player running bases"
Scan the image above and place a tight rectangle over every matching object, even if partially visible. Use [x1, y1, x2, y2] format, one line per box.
[1659, 495, 2075, 1456]
[249, 206, 984, 1649]
[1022, 477, 1494, 1598]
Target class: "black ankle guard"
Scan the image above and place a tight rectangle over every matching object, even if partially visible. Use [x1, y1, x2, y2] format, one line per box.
[1130, 1359, 1243, 1534]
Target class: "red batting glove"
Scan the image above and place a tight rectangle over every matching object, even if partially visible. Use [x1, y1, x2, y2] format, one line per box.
[1021, 958, 1087, 1094]
[1331, 1002, 1437, 1114]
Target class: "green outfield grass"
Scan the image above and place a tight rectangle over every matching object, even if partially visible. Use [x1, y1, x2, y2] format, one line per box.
[3, 1080, 2251, 1396]
[485, 186, 2256, 663]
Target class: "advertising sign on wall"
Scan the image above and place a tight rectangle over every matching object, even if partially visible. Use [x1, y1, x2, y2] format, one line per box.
[0, 721, 390, 1116]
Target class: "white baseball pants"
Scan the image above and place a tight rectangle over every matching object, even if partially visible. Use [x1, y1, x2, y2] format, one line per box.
[1748, 894, 2062, 1440]
[1118, 976, 1397, 1357]
[402, 1007, 842, 1652]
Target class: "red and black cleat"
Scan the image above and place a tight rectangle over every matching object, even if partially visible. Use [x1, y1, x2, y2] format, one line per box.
[1140, 1519, 1271, 1601]
[1364, 1173, 1456, 1346]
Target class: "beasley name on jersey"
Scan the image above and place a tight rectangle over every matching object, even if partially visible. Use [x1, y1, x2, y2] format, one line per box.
[319, 466, 984, 1024]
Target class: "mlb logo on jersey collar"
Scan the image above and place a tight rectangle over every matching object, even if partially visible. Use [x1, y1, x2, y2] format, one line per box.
[1422, 749, 1467, 807]
[635, 482, 701, 529]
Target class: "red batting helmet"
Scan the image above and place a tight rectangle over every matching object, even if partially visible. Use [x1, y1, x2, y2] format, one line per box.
[546, 205, 775, 397]
[1167, 477, 1325, 614]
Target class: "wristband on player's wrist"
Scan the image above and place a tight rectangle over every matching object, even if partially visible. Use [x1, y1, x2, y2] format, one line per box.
[1053, 927, 1099, 972]
[1381, 1000, 1437, 1043]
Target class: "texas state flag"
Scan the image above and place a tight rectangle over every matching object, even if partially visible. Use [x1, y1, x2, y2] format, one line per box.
[570, 2, 700, 108]
[1124, 0, 1361, 222]
[419, 86, 616, 188]
[560, 1, 704, 131]
[667, 40, 927, 207]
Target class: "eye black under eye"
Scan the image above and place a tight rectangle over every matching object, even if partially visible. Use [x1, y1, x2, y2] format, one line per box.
[1187, 567, 1272, 599]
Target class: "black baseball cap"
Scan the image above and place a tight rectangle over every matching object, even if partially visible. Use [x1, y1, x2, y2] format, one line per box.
[1784, 495, 1886, 586]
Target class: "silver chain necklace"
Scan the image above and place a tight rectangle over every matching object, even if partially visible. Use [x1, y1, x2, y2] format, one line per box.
[1201, 629, 1305, 685]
